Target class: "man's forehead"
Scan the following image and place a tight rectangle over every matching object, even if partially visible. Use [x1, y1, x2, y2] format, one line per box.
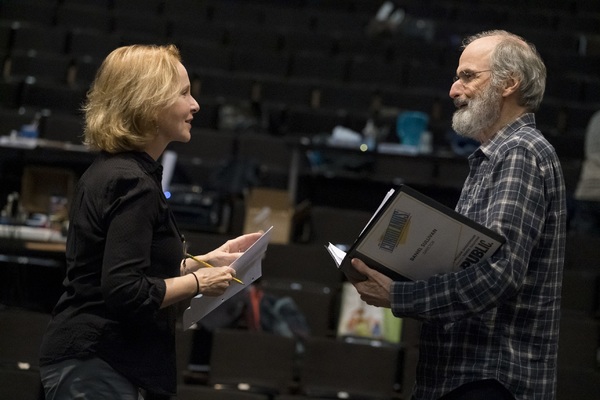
[465, 36, 500, 56]
[458, 36, 498, 70]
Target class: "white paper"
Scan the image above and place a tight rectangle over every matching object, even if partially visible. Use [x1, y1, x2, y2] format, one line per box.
[360, 188, 395, 236]
[182, 226, 273, 329]
[326, 242, 346, 267]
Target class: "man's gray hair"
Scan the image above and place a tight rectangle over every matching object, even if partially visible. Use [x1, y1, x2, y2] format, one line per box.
[464, 30, 547, 112]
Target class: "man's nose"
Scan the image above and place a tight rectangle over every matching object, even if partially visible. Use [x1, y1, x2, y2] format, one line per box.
[449, 80, 462, 99]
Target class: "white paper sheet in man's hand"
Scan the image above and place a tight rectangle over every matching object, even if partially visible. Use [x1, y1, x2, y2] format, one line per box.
[326, 242, 346, 267]
[182, 226, 273, 329]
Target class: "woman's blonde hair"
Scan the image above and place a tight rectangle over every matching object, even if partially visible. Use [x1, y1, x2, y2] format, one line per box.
[83, 44, 182, 152]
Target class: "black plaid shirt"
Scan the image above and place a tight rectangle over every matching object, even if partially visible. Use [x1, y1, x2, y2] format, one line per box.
[391, 114, 567, 400]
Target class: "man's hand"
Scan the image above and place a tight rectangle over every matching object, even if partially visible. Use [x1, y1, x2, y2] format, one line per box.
[350, 258, 394, 308]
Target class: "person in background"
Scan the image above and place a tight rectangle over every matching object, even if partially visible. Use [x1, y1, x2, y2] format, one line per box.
[348, 30, 566, 400]
[365, 1, 404, 38]
[571, 109, 600, 235]
[39, 44, 262, 399]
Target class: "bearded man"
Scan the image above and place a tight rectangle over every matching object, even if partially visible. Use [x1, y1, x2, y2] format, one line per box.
[348, 30, 567, 400]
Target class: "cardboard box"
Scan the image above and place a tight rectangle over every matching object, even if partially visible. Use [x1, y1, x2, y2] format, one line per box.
[243, 188, 295, 244]
[21, 166, 75, 214]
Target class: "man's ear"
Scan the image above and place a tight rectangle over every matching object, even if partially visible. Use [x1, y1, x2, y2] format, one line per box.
[502, 77, 520, 98]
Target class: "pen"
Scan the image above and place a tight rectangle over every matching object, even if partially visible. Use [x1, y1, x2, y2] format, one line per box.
[185, 253, 244, 285]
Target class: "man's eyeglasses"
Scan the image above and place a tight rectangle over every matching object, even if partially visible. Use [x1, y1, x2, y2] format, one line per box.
[453, 69, 492, 84]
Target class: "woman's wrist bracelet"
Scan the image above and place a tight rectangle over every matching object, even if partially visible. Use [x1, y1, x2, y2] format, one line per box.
[191, 272, 200, 296]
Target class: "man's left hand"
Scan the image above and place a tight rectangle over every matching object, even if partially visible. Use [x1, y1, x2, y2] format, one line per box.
[350, 258, 393, 308]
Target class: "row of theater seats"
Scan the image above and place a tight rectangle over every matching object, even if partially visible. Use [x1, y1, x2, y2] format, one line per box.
[0, 305, 414, 400]
[0, 66, 596, 157]
[2, 0, 599, 67]
[0, 44, 457, 109]
[2, 11, 597, 91]
[0, 306, 50, 400]
[0, 17, 453, 65]
[175, 328, 412, 399]
[3, 0, 599, 37]
[0, 62, 596, 149]
[0, 24, 457, 80]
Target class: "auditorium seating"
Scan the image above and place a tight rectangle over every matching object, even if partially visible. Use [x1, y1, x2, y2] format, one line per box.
[177, 385, 271, 400]
[297, 336, 400, 399]
[10, 24, 69, 55]
[231, 48, 291, 79]
[0, 306, 50, 400]
[346, 55, 402, 86]
[280, 29, 336, 55]
[0, 0, 56, 26]
[0, 0, 597, 144]
[207, 329, 298, 396]
[42, 112, 84, 143]
[556, 232, 600, 400]
[68, 29, 121, 60]
[55, 3, 113, 33]
[257, 76, 316, 109]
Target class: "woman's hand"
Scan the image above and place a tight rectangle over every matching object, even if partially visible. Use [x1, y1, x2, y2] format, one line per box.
[194, 266, 238, 297]
[209, 231, 263, 265]
[185, 231, 263, 272]
[164, 261, 241, 307]
[169, 233, 265, 308]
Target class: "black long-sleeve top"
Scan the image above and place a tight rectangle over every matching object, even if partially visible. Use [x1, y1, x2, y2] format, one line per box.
[40, 151, 183, 395]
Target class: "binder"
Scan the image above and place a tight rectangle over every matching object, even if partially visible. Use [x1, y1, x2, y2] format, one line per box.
[328, 185, 505, 282]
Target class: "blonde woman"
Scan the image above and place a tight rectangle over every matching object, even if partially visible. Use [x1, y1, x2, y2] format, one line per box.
[39, 44, 261, 399]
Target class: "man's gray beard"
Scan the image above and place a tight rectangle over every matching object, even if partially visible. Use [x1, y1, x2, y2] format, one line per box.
[452, 84, 502, 141]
